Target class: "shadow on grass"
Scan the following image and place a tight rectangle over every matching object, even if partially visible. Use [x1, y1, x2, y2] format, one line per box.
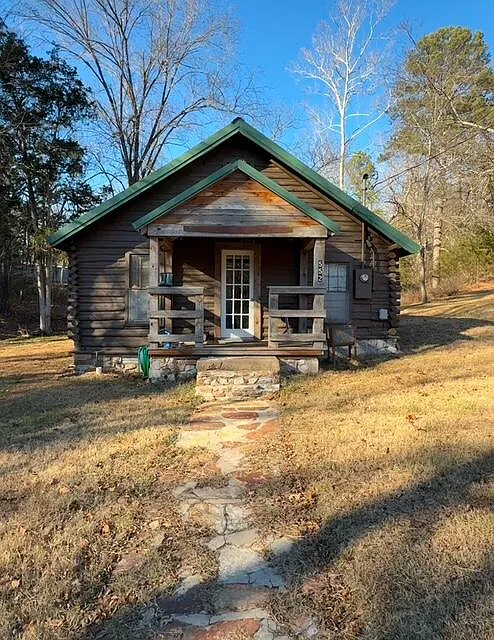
[0, 373, 194, 453]
[319, 314, 494, 374]
[75, 448, 493, 639]
[399, 315, 494, 353]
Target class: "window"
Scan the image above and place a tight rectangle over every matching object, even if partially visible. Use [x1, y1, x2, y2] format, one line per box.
[327, 263, 348, 292]
[127, 253, 149, 324]
[325, 263, 350, 324]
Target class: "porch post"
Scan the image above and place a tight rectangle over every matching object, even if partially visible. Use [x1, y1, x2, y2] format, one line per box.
[163, 239, 174, 333]
[312, 239, 325, 287]
[299, 239, 314, 333]
[312, 238, 326, 350]
[149, 236, 160, 347]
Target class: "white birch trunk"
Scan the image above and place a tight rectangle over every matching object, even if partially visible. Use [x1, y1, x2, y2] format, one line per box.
[36, 254, 52, 335]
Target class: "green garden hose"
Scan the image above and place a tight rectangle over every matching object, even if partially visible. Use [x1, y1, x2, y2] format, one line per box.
[137, 345, 150, 379]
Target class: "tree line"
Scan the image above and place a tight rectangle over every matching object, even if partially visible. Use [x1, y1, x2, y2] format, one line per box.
[1, 0, 493, 333]
[293, 1, 494, 302]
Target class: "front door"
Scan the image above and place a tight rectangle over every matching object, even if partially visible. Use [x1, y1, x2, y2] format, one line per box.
[221, 250, 254, 338]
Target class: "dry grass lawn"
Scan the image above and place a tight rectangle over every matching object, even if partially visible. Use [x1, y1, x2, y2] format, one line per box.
[0, 339, 218, 639]
[0, 285, 493, 639]
[249, 285, 494, 639]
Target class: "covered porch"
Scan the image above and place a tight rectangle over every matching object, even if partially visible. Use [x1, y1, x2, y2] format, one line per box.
[130, 157, 340, 361]
[146, 236, 327, 358]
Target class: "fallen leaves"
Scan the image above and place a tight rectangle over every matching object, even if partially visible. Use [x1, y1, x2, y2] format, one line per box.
[287, 490, 318, 509]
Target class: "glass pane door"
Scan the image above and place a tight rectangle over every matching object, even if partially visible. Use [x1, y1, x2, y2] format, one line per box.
[221, 250, 254, 338]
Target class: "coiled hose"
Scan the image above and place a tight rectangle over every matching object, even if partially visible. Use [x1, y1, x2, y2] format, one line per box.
[137, 345, 150, 379]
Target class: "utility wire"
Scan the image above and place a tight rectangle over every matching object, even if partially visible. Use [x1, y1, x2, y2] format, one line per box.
[374, 112, 494, 194]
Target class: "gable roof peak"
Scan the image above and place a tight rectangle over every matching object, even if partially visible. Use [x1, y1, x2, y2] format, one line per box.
[132, 158, 340, 234]
[48, 117, 420, 255]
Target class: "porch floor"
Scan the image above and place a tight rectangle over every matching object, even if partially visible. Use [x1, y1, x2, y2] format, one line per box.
[149, 340, 324, 358]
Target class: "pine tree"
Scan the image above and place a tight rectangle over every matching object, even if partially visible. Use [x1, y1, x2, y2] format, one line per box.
[0, 21, 97, 332]
[385, 27, 494, 301]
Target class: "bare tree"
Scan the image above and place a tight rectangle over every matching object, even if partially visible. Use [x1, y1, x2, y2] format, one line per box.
[29, 0, 258, 186]
[381, 26, 494, 301]
[292, 0, 393, 190]
[303, 116, 340, 179]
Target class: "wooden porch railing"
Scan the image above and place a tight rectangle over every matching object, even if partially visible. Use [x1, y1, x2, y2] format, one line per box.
[268, 285, 326, 350]
[148, 286, 204, 348]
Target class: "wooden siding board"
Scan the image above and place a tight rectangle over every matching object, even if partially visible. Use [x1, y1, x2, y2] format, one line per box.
[133, 161, 338, 233]
[148, 171, 329, 238]
[68, 135, 400, 355]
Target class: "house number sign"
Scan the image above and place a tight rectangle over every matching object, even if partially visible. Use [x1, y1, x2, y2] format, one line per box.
[317, 259, 325, 283]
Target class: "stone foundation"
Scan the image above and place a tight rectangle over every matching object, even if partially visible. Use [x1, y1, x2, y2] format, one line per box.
[107, 356, 140, 373]
[278, 357, 319, 376]
[75, 354, 141, 374]
[74, 341, 400, 380]
[357, 338, 400, 357]
[149, 357, 197, 383]
[75, 352, 321, 383]
[195, 356, 280, 400]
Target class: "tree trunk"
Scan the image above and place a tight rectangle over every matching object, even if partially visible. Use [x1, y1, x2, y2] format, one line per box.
[418, 246, 428, 304]
[339, 124, 346, 190]
[0, 257, 11, 315]
[36, 253, 52, 335]
[431, 209, 443, 291]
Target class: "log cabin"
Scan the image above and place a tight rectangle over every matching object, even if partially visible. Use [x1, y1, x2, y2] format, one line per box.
[49, 118, 420, 379]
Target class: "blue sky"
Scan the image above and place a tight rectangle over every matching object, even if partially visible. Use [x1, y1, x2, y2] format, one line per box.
[5, 0, 494, 180]
[234, 0, 494, 158]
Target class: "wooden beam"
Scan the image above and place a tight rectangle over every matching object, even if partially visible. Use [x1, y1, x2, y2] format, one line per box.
[301, 238, 315, 252]
[313, 292, 326, 350]
[148, 223, 327, 238]
[269, 309, 326, 318]
[268, 286, 326, 295]
[313, 238, 326, 287]
[149, 237, 160, 286]
[254, 245, 262, 340]
[268, 291, 279, 349]
[149, 236, 160, 348]
[194, 293, 204, 343]
[148, 333, 199, 343]
[270, 333, 326, 343]
[148, 286, 205, 295]
[163, 239, 173, 332]
[149, 347, 324, 357]
[149, 309, 202, 319]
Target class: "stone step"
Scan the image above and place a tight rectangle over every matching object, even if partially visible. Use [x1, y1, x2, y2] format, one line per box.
[196, 357, 281, 400]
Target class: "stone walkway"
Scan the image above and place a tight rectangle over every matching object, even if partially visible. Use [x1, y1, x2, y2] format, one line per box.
[158, 399, 295, 639]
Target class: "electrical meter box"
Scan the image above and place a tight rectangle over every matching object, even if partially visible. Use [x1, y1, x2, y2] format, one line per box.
[354, 268, 373, 299]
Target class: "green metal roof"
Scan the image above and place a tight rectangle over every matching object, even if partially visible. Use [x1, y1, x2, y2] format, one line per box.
[49, 117, 420, 255]
[132, 159, 340, 234]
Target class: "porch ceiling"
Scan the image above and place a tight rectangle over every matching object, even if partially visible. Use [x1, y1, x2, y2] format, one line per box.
[131, 159, 340, 238]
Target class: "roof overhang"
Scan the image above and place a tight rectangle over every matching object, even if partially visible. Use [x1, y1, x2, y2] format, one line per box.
[132, 159, 340, 235]
[49, 118, 420, 256]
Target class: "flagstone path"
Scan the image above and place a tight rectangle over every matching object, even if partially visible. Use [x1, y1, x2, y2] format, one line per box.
[155, 399, 299, 639]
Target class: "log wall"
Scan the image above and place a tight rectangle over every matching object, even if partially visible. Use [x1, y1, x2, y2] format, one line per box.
[62, 135, 402, 358]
